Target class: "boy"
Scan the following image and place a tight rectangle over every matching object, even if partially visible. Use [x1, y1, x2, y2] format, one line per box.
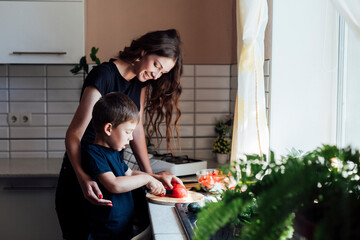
[82, 92, 165, 240]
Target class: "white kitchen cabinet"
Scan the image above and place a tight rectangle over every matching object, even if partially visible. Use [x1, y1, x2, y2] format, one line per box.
[0, 177, 62, 240]
[0, 0, 84, 64]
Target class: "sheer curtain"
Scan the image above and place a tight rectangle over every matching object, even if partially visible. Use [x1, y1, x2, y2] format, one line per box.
[230, 0, 269, 163]
[331, 0, 360, 36]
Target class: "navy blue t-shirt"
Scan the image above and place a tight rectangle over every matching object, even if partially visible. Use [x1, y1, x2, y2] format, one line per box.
[83, 144, 134, 240]
[80, 59, 149, 148]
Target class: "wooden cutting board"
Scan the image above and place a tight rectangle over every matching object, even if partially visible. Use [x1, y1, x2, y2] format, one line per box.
[146, 191, 204, 206]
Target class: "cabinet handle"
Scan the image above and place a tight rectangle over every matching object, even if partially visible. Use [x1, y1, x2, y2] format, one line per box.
[11, 51, 67, 55]
[4, 186, 56, 191]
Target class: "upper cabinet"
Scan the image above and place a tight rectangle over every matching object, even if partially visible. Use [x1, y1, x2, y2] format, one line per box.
[0, 0, 84, 64]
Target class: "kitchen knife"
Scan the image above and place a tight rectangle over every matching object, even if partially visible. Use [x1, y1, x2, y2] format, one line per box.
[165, 189, 173, 195]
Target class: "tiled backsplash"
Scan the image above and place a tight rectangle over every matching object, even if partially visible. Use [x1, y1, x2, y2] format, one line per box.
[0, 64, 234, 160]
[0, 61, 270, 160]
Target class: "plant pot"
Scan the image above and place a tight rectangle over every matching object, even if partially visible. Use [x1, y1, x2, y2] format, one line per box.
[216, 153, 229, 164]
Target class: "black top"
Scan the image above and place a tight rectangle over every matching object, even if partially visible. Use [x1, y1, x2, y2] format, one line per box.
[82, 144, 133, 240]
[80, 59, 149, 148]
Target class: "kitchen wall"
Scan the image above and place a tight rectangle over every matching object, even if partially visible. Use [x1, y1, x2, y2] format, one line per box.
[85, 0, 237, 64]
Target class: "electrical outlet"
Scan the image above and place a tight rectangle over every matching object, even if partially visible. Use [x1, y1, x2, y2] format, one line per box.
[20, 113, 32, 125]
[8, 113, 20, 126]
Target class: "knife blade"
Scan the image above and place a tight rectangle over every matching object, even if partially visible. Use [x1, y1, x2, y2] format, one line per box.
[165, 189, 173, 195]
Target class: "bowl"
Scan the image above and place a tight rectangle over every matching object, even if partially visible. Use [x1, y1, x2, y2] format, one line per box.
[196, 169, 227, 193]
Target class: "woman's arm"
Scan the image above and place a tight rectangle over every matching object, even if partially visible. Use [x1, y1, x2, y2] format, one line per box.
[130, 87, 184, 188]
[65, 86, 111, 206]
[129, 87, 153, 174]
[98, 170, 165, 195]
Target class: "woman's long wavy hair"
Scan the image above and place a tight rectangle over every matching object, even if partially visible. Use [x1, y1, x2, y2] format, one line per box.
[118, 29, 183, 152]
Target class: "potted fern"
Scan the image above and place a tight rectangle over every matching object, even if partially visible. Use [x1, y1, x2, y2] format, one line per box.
[194, 145, 360, 240]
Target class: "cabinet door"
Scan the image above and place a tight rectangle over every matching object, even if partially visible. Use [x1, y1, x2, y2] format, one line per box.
[0, 1, 84, 64]
[0, 178, 62, 240]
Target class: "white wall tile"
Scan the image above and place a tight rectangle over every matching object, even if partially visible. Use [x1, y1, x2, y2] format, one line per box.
[0, 114, 8, 126]
[157, 138, 194, 150]
[47, 77, 83, 89]
[0, 152, 9, 158]
[11, 152, 47, 158]
[180, 89, 194, 101]
[48, 152, 65, 158]
[180, 77, 194, 88]
[264, 76, 270, 92]
[195, 65, 230, 76]
[195, 113, 226, 125]
[230, 101, 236, 114]
[10, 90, 45, 101]
[230, 64, 238, 76]
[0, 77, 8, 88]
[195, 138, 214, 149]
[47, 89, 81, 101]
[10, 127, 46, 138]
[0, 102, 8, 113]
[196, 77, 230, 88]
[159, 125, 194, 137]
[47, 65, 77, 77]
[178, 113, 194, 125]
[230, 76, 238, 89]
[31, 114, 46, 126]
[48, 102, 78, 114]
[0, 65, 7, 76]
[195, 149, 214, 160]
[48, 140, 65, 151]
[48, 127, 67, 138]
[0, 127, 9, 138]
[9, 77, 46, 89]
[9, 65, 45, 77]
[195, 89, 229, 101]
[195, 101, 230, 113]
[264, 59, 270, 76]
[10, 140, 47, 151]
[179, 101, 194, 113]
[195, 126, 216, 137]
[0, 140, 9, 151]
[10, 102, 46, 113]
[230, 89, 237, 101]
[48, 114, 73, 126]
[0, 90, 8, 101]
[182, 65, 195, 76]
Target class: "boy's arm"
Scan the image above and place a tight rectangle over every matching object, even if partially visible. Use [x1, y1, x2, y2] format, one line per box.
[97, 171, 164, 195]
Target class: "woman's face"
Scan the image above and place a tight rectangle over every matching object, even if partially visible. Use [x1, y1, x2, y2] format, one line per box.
[135, 54, 176, 82]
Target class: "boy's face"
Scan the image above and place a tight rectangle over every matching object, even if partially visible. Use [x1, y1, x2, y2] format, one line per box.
[108, 120, 138, 151]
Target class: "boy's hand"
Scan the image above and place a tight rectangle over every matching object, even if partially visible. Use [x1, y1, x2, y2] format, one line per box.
[154, 171, 184, 189]
[146, 177, 166, 196]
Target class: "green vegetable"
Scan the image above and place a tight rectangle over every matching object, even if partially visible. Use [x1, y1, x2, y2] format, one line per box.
[188, 202, 201, 213]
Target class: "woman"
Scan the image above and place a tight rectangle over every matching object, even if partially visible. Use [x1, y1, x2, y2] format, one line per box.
[55, 29, 183, 240]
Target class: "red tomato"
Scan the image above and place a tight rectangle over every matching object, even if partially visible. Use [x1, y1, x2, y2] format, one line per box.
[171, 187, 188, 198]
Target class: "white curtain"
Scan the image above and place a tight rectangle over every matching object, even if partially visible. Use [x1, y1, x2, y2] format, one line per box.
[331, 0, 360, 37]
[231, 0, 269, 163]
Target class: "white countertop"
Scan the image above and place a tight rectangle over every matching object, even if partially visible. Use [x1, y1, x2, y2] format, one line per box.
[0, 158, 63, 177]
[148, 202, 188, 240]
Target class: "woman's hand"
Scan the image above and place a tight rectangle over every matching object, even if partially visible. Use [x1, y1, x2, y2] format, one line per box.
[146, 176, 165, 195]
[78, 174, 112, 206]
[153, 171, 184, 189]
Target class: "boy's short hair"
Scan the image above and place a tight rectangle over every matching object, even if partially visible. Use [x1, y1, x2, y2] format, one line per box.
[92, 92, 140, 133]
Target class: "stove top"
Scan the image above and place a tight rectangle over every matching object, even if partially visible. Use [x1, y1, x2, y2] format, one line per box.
[150, 152, 207, 176]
